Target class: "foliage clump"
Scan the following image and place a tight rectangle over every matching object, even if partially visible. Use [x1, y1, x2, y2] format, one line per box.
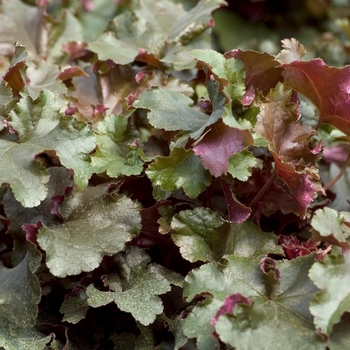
[1, 0, 350, 349]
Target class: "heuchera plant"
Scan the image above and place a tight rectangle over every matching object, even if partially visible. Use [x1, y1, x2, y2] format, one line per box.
[1, 0, 350, 349]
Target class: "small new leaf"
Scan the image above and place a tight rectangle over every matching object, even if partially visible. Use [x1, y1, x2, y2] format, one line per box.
[86, 247, 183, 326]
[91, 114, 144, 177]
[311, 207, 350, 251]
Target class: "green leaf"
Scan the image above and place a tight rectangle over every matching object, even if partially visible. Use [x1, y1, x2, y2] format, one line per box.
[46, 10, 83, 62]
[171, 207, 224, 263]
[191, 49, 246, 102]
[189, 80, 227, 140]
[0, 0, 43, 57]
[86, 246, 183, 326]
[309, 251, 350, 336]
[89, 0, 224, 68]
[3, 90, 95, 207]
[88, 32, 140, 65]
[0, 242, 41, 327]
[25, 59, 67, 100]
[328, 313, 350, 350]
[183, 255, 324, 350]
[37, 184, 141, 277]
[59, 288, 89, 324]
[171, 207, 282, 263]
[0, 318, 53, 350]
[134, 87, 209, 133]
[182, 298, 222, 350]
[91, 114, 144, 177]
[0, 81, 14, 130]
[311, 207, 350, 251]
[227, 149, 257, 181]
[146, 147, 211, 198]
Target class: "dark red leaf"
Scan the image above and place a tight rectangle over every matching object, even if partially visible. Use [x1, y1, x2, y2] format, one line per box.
[225, 49, 283, 94]
[283, 59, 350, 135]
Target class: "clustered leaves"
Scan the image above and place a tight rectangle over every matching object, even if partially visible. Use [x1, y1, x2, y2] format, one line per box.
[1, 0, 350, 349]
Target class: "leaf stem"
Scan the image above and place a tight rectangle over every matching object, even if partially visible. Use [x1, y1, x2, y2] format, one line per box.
[324, 152, 350, 192]
[249, 165, 277, 207]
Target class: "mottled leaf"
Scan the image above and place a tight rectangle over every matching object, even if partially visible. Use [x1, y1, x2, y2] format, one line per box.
[146, 147, 211, 199]
[86, 246, 183, 325]
[171, 207, 282, 263]
[134, 87, 211, 134]
[191, 49, 246, 101]
[0, 242, 41, 327]
[37, 184, 141, 277]
[0, 318, 54, 350]
[255, 83, 314, 163]
[227, 149, 257, 181]
[59, 287, 89, 324]
[309, 251, 350, 335]
[3, 90, 95, 207]
[91, 114, 144, 177]
[183, 255, 324, 350]
[89, 0, 224, 68]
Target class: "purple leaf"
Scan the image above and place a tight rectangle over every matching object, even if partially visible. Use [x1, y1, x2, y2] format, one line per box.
[221, 179, 251, 223]
[193, 120, 253, 177]
[22, 221, 43, 244]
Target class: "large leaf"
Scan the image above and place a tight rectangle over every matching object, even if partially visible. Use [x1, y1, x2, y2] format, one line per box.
[146, 147, 212, 199]
[86, 246, 183, 326]
[309, 251, 350, 336]
[0, 243, 41, 327]
[282, 59, 350, 135]
[170, 207, 282, 263]
[91, 114, 144, 177]
[183, 254, 324, 350]
[3, 90, 95, 207]
[37, 184, 141, 277]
